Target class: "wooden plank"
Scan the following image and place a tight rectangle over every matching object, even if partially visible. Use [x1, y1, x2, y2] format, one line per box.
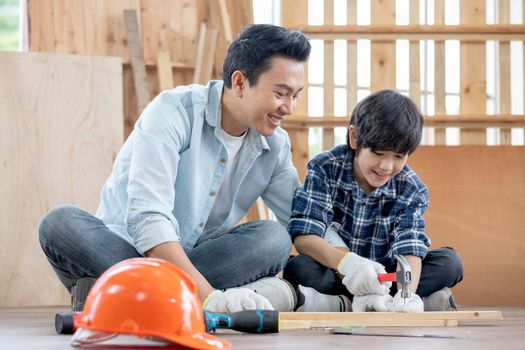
[460, 0, 486, 145]
[434, 0, 446, 145]
[282, 0, 309, 181]
[0, 51, 123, 306]
[279, 311, 502, 329]
[282, 115, 525, 129]
[27, 0, 56, 52]
[499, 0, 511, 145]
[156, 50, 174, 91]
[371, 0, 396, 91]
[323, 0, 335, 150]
[409, 146, 525, 305]
[289, 24, 525, 41]
[281, 310, 502, 321]
[347, 0, 357, 112]
[281, 319, 458, 329]
[409, 0, 420, 108]
[193, 22, 218, 84]
[124, 8, 151, 114]
[218, 0, 233, 44]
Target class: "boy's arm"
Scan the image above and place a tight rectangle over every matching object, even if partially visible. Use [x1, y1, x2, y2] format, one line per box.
[294, 234, 346, 270]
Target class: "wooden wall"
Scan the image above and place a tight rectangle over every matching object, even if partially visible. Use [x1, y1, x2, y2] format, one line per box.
[27, 0, 252, 137]
[281, 0, 525, 305]
[0, 51, 123, 306]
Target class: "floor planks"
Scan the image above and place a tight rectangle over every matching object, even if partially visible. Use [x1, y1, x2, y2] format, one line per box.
[0, 306, 523, 350]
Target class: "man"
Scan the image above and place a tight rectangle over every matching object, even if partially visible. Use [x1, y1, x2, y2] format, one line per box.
[39, 24, 310, 312]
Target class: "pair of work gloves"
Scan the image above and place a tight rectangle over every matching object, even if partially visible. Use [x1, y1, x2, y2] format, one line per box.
[203, 288, 273, 313]
[337, 252, 423, 312]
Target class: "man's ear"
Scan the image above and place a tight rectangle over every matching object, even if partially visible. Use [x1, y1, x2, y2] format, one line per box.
[348, 125, 358, 150]
[230, 71, 246, 97]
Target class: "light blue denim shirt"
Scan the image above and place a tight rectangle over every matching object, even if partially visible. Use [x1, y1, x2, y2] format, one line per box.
[96, 80, 300, 254]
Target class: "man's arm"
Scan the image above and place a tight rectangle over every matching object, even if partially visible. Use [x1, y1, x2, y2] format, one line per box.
[145, 242, 214, 301]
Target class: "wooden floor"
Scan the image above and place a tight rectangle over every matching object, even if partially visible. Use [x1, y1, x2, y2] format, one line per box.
[1, 306, 524, 350]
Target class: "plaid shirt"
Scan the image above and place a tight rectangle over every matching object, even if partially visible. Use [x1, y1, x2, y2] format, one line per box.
[288, 144, 431, 265]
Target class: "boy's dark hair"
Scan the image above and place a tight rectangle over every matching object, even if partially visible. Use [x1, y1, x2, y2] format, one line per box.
[222, 24, 311, 88]
[347, 90, 423, 155]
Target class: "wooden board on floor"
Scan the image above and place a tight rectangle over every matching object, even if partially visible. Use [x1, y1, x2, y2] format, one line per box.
[409, 146, 525, 305]
[0, 51, 123, 307]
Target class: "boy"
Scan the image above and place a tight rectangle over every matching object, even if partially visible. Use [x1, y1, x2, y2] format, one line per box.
[39, 24, 310, 313]
[284, 90, 463, 312]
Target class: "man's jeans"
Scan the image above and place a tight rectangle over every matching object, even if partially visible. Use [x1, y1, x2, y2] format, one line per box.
[283, 247, 463, 298]
[39, 205, 292, 293]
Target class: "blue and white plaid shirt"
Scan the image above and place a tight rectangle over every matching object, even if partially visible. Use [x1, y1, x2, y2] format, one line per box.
[288, 144, 431, 265]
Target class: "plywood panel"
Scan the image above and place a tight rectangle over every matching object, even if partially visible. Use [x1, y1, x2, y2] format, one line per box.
[0, 51, 123, 306]
[460, 0, 487, 145]
[409, 146, 525, 305]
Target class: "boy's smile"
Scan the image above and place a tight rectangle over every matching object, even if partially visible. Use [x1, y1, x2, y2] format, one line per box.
[348, 126, 408, 194]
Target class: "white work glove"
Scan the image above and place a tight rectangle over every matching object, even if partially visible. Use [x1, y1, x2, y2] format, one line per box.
[390, 290, 424, 313]
[337, 252, 392, 296]
[202, 288, 274, 313]
[352, 294, 394, 312]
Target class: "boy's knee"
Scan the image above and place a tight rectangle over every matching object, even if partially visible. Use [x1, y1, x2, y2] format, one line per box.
[283, 254, 318, 287]
[437, 247, 464, 286]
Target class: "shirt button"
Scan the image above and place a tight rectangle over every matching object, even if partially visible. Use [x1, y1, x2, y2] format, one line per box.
[210, 191, 216, 197]
[219, 158, 226, 164]
[199, 223, 204, 228]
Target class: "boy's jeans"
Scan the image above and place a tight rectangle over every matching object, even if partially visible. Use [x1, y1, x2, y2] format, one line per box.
[39, 205, 292, 292]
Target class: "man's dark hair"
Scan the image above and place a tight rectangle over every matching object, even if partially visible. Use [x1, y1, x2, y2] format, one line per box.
[222, 24, 311, 88]
[347, 90, 423, 155]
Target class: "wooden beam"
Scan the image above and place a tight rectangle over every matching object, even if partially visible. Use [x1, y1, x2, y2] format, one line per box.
[282, 115, 525, 129]
[289, 24, 525, 41]
[156, 50, 174, 91]
[124, 9, 151, 114]
[278, 311, 502, 329]
[193, 23, 218, 85]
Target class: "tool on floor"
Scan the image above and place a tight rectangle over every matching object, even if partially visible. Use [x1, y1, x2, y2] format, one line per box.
[330, 327, 461, 339]
[56, 309, 279, 335]
[377, 255, 412, 302]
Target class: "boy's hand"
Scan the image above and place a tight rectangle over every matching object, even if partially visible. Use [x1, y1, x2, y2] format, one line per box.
[337, 252, 391, 296]
[203, 288, 274, 313]
[391, 290, 424, 312]
[352, 294, 394, 312]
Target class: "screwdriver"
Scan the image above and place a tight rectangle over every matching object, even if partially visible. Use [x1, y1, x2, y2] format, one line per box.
[55, 309, 279, 335]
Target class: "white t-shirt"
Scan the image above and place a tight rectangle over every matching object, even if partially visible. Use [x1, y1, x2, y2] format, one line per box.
[203, 128, 246, 233]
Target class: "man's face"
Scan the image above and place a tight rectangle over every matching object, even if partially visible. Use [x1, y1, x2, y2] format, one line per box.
[236, 56, 304, 137]
[348, 127, 408, 194]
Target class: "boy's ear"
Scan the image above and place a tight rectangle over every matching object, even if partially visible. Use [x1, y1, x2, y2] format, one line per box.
[348, 126, 358, 150]
[230, 71, 247, 97]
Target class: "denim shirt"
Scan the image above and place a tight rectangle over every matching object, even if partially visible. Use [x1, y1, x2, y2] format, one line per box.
[96, 80, 299, 254]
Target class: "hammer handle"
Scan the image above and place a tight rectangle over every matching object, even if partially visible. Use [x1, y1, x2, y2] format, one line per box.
[377, 272, 397, 283]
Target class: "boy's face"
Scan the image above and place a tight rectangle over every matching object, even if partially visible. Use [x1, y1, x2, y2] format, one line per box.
[348, 126, 408, 194]
[230, 56, 304, 136]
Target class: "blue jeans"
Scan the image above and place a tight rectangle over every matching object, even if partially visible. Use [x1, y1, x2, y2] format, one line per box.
[283, 247, 463, 298]
[38, 205, 292, 292]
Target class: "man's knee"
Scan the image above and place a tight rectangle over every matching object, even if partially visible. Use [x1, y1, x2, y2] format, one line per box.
[39, 204, 81, 244]
[257, 220, 292, 258]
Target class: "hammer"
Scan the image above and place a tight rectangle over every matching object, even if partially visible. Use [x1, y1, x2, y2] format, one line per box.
[377, 255, 412, 302]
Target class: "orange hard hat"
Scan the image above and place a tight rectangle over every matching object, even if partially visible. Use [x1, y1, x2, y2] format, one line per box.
[73, 258, 230, 350]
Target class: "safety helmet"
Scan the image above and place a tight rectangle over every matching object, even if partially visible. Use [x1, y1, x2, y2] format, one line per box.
[72, 258, 230, 350]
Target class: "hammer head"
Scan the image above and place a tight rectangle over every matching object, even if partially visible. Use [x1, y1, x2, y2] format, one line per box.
[394, 255, 412, 300]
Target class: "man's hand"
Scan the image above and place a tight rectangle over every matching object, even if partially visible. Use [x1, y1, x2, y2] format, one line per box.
[337, 252, 391, 296]
[391, 290, 424, 312]
[352, 294, 394, 312]
[203, 288, 274, 313]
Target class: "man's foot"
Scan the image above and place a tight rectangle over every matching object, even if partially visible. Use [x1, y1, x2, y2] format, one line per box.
[423, 287, 458, 311]
[71, 277, 97, 312]
[242, 277, 297, 311]
[295, 285, 351, 312]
